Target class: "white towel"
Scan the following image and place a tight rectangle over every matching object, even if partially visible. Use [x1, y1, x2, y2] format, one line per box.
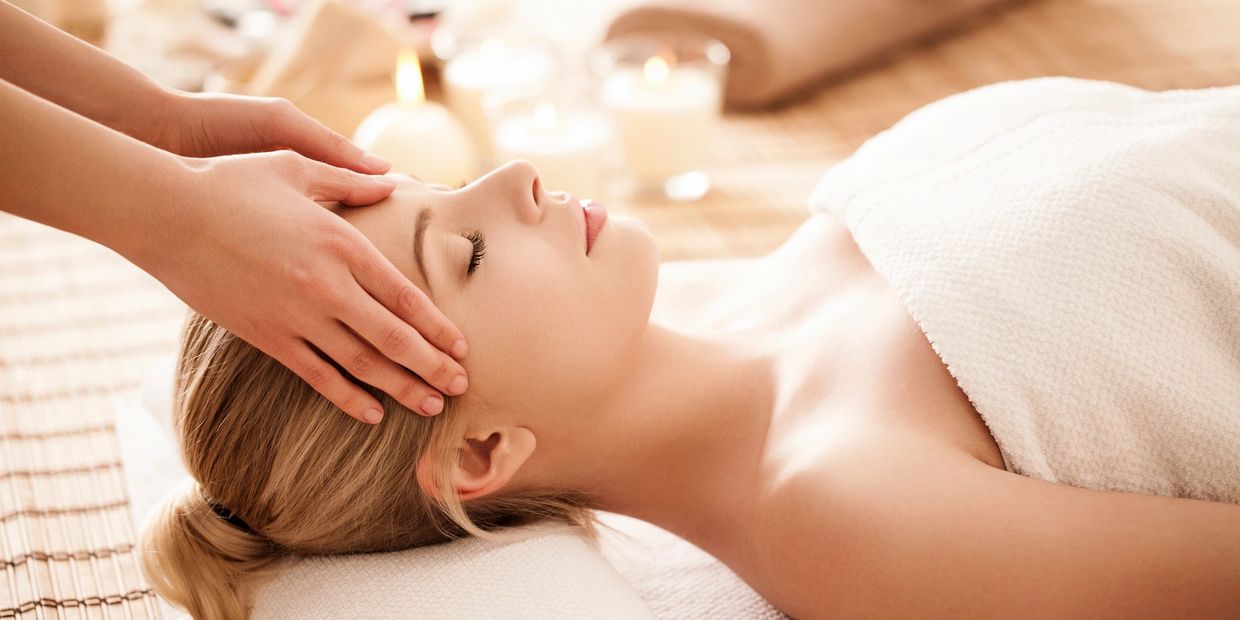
[595, 512, 787, 619]
[251, 523, 656, 620]
[809, 77, 1240, 503]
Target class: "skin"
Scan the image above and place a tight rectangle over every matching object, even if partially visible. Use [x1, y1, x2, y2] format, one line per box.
[0, 0, 467, 424]
[339, 161, 1240, 618]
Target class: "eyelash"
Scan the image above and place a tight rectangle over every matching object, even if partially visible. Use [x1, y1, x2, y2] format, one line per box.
[465, 230, 486, 275]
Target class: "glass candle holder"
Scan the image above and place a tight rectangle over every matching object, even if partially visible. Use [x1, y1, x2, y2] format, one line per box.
[590, 33, 730, 202]
[439, 36, 557, 160]
[484, 88, 616, 201]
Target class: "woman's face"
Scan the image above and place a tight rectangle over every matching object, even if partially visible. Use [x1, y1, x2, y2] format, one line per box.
[335, 161, 660, 425]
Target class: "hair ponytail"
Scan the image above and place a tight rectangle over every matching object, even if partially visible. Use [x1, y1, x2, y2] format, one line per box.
[139, 479, 283, 620]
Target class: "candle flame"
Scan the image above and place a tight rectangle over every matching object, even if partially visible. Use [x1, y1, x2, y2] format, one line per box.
[644, 54, 671, 84]
[533, 102, 558, 129]
[396, 50, 425, 105]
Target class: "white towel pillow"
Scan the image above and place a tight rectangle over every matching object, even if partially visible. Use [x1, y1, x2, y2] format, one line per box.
[252, 524, 653, 619]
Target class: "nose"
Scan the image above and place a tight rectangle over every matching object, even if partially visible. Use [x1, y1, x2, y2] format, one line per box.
[485, 160, 543, 225]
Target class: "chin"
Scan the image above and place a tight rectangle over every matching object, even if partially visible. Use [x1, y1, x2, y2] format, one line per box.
[606, 215, 660, 327]
[607, 214, 658, 257]
[615, 212, 653, 234]
[603, 215, 659, 270]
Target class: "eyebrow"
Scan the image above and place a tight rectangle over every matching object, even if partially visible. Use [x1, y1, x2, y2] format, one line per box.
[413, 206, 433, 297]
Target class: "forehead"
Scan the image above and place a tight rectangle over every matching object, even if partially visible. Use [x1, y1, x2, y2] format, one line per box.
[329, 177, 439, 292]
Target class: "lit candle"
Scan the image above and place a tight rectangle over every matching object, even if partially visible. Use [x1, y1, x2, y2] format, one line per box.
[442, 39, 555, 158]
[353, 51, 477, 186]
[600, 53, 723, 185]
[492, 102, 613, 199]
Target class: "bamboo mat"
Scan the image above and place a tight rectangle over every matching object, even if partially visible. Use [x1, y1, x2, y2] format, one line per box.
[3, 0, 1240, 616]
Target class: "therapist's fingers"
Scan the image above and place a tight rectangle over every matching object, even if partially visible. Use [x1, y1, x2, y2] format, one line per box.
[341, 284, 468, 400]
[279, 339, 385, 424]
[312, 320, 448, 419]
[266, 98, 391, 174]
[349, 240, 470, 363]
[297, 158, 397, 206]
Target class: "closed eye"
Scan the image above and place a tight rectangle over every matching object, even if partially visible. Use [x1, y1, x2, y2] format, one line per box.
[465, 230, 486, 275]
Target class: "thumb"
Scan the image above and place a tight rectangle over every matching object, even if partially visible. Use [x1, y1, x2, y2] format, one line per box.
[269, 102, 392, 174]
[301, 159, 399, 205]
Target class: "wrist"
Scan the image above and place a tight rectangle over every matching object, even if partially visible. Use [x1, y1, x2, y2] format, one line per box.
[101, 150, 205, 269]
[113, 83, 184, 150]
[149, 86, 186, 151]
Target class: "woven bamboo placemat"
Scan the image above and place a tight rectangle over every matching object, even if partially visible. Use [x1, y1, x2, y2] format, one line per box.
[3, 0, 1239, 616]
[0, 224, 180, 618]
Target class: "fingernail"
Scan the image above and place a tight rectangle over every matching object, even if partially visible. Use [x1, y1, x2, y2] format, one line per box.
[364, 407, 384, 424]
[450, 339, 468, 359]
[421, 394, 444, 416]
[361, 151, 391, 173]
[447, 374, 468, 395]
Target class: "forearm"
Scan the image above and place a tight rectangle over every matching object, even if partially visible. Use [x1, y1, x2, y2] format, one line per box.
[0, 76, 190, 261]
[0, 0, 171, 142]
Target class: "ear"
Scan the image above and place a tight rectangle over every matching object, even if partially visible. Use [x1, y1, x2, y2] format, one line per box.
[416, 426, 537, 501]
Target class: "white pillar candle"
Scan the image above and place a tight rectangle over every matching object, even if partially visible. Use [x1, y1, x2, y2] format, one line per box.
[600, 55, 722, 183]
[493, 103, 613, 199]
[442, 39, 555, 158]
[353, 51, 477, 186]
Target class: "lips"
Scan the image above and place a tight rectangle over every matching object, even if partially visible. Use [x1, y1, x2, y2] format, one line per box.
[567, 195, 607, 255]
[582, 199, 607, 255]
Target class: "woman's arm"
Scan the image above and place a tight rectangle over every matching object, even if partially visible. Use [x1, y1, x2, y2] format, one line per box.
[801, 454, 1240, 618]
[0, 0, 471, 422]
[0, 0, 390, 172]
[0, 75, 472, 423]
[0, 75, 182, 255]
[0, 0, 172, 144]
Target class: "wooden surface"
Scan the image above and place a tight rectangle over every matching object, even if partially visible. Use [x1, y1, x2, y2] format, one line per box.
[3, 0, 1240, 616]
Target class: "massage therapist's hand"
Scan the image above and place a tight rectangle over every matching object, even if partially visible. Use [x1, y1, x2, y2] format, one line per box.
[132, 152, 470, 424]
[145, 90, 390, 175]
[0, 0, 466, 422]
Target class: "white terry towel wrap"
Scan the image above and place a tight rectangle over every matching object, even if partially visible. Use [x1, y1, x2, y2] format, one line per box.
[809, 77, 1240, 504]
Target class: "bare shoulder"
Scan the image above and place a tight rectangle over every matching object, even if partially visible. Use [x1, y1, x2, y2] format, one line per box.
[752, 434, 1240, 619]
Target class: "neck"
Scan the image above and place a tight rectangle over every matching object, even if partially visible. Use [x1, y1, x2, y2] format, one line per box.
[534, 322, 783, 562]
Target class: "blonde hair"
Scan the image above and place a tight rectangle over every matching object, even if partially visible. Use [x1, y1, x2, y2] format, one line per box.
[139, 311, 599, 619]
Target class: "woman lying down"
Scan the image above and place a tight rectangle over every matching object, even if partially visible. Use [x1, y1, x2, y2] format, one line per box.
[140, 77, 1240, 619]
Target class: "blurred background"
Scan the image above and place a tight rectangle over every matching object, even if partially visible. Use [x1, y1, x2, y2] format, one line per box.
[3, 0, 1240, 618]
[15, 0, 1240, 261]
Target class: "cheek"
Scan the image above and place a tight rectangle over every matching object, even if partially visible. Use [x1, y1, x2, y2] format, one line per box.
[451, 262, 587, 409]
[458, 245, 653, 410]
